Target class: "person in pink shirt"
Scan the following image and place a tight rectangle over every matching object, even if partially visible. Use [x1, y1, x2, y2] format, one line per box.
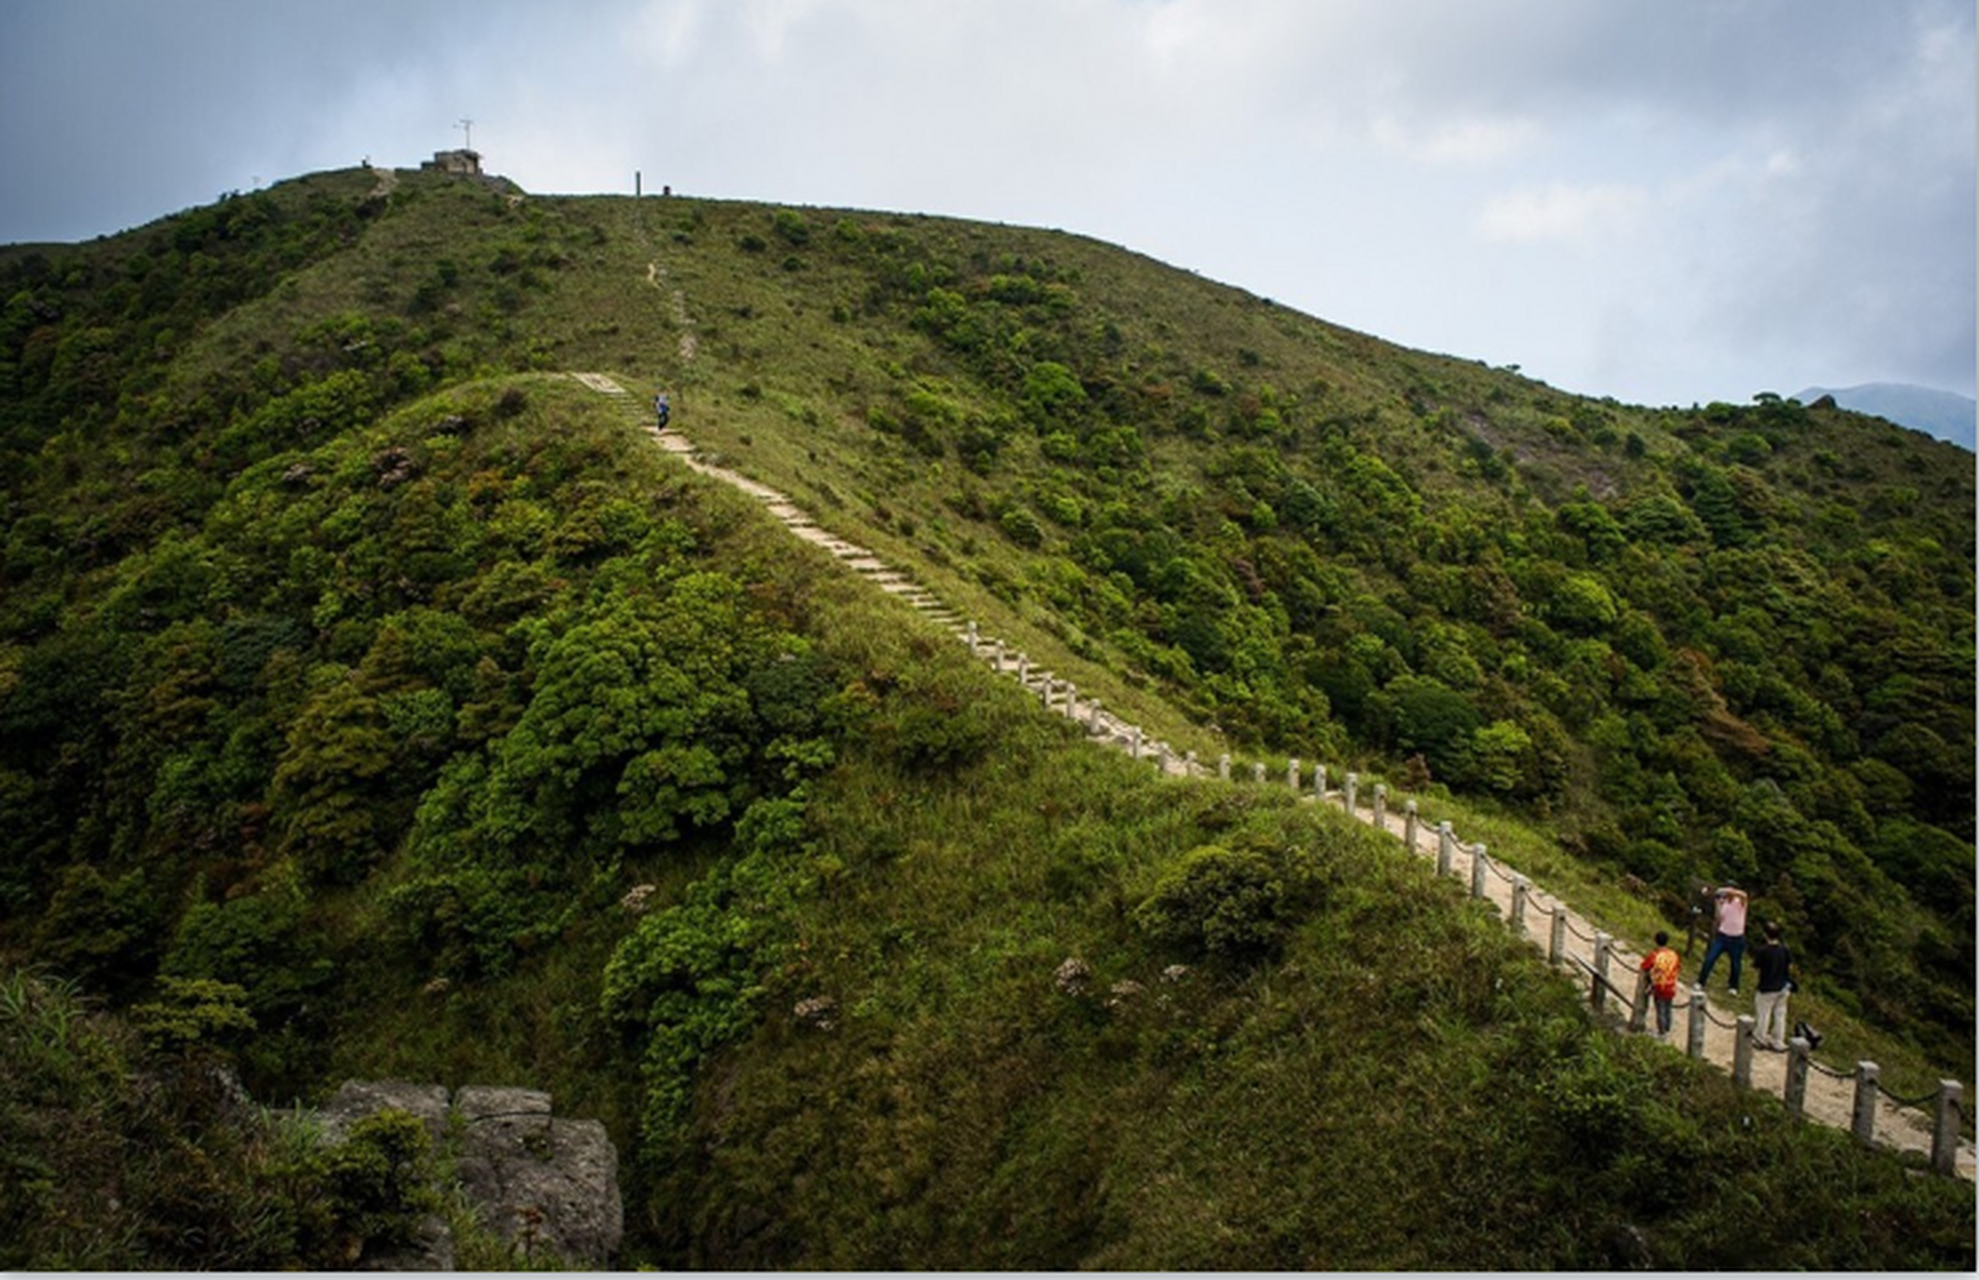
[1696, 883, 1750, 994]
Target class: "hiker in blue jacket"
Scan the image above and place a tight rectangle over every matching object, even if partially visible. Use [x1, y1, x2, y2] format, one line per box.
[654, 390, 671, 429]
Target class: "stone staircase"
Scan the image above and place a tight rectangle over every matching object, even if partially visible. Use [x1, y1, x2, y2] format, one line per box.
[573, 372, 1183, 768]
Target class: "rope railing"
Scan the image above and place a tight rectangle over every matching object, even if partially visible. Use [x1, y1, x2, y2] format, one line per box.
[1285, 770, 1964, 1170]
[1568, 954, 1638, 1007]
[1876, 1081, 1945, 1111]
[1524, 886, 1571, 919]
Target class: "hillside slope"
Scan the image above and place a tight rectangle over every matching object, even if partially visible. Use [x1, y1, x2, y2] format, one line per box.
[0, 167, 1972, 1267]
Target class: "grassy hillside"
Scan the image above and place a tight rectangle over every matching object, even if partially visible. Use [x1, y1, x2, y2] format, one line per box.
[0, 166, 1971, 1267]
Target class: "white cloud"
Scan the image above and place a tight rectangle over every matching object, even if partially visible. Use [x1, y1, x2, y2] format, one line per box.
[1475, 181, 1646, 243]
[625, 0, 709, 69]
[1371, 113, 1538, 165]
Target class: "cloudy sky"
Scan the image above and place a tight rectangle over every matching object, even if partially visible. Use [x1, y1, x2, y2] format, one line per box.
[3, 0, 1972, 409]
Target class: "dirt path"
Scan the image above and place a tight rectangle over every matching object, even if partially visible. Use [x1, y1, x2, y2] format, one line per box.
[645, 261, 697, 364]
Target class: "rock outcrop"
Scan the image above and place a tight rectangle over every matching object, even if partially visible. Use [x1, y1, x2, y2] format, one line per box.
[318, 1080, 622, 1270]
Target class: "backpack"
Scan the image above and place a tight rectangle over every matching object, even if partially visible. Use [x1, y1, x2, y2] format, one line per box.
[1793, 1019, 1823, 1050]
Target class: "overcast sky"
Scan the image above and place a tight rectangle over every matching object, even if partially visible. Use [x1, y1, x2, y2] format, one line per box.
[3, 0, 1972, 409]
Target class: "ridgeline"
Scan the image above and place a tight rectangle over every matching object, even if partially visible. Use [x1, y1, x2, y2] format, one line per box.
[1, 165, 1971, 1269]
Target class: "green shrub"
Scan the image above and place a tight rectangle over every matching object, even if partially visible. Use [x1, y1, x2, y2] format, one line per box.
[1132, 842, 1320, 964]
[875, 661, 996, 773]
[128, 976, 256, 1053]
[771, 209, 812, 246]
[1023, 361, 1086, 418]
[1000, 506, 1045, 549]
[314, 1110, 436, 1249]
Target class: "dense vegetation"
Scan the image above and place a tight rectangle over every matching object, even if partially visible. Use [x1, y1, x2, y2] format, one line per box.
[0, 167, 1970, 1267]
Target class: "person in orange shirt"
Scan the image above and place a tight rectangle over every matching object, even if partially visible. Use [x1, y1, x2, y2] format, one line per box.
[1639, 931, 1682, 1039]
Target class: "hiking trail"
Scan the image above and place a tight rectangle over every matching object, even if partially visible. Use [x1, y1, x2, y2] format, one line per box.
[565, 216, 1972, 1179]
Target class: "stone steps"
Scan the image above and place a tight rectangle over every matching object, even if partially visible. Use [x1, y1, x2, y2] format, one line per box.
[574, 368, 990, 673]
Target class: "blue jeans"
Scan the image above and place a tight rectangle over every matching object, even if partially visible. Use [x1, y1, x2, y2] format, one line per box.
[1698, 932, 1746, 989]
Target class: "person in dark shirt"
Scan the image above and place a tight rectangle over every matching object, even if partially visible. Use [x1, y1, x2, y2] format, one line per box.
[1750, 921, 1793, 1050]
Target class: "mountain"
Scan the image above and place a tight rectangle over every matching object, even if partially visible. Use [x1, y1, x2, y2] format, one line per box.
[1795, 381, 1977, 451]
[0, 166, 1971, 1268]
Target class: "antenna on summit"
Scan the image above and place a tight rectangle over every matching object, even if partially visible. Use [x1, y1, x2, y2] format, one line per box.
[456, 118, 474, 152]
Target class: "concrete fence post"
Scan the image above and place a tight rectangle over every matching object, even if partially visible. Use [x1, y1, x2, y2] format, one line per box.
[1016, 654, 1029, 685]
[1932, 1081, 1962, 1176]
[1065, 683, 1077, 717]
[1627, 969, 1650, 1033]
[1591, 931, 1612, 1012]
[1548, 905, 1567, 965]
[1131, 727, 1144, 760]
[1344, 772, 1358, 816]
[1372, 784, 1386, 829]
[1686, 986, 1708, 1059]
[1784, 1038, 1811, 1115]
[1510, 874, 1529, 933]
[1155, 741, 1168, 771]
[1088, 699, 1103, 733]
[1734, 1016, 1755, 1087]
[1252, 760, 1266, 785]
[1184, 750, 1197, 776]
[1470, 843, 1488, 900]
[1218, 753, 1231, 781]
[966, 620, 978, 655]
[1404, 800, 1419, 854]
[1288, 758, 1300, 791]
[1314, 764, 1327, 800]
[992, 638, 1005, 670]
[1437, 822, 1454, 878]
[1040, 676, 1054, 708]
[1851, 1062, 1880, 1147]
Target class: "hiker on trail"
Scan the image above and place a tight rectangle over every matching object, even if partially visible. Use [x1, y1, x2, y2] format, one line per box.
[1639, 931, 1682, 1039]
[1696, 883, 1750, 994]
[655, 390, 671, 430]
[1750, 921, 1794, 1051]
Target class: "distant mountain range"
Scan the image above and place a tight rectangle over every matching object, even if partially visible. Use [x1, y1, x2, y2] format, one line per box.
[1794, 382, 1976, 452]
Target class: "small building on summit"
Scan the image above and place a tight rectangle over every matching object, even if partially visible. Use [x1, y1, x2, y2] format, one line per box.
[422, 148, 482, 176]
